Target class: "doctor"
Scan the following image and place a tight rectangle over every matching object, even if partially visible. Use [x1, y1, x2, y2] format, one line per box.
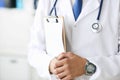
[28, 0, 120, 80]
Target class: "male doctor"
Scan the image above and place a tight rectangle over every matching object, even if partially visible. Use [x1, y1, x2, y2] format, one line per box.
[28, 0, 120, 80]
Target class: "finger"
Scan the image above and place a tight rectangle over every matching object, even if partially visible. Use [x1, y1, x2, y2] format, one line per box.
[56, 71, 67, 79]
[57, 52, 75, 60]
[54, 61, 63, 69]
[61, 75, 73, 80]
[53, 66, 65, 75]
[55, 58, 69, 68]
[57, 53, 67, 60]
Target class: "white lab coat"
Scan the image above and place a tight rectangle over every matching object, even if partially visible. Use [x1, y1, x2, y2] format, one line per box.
[28, 0, 120, 80]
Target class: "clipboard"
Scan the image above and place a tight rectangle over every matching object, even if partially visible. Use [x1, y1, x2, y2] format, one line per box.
[44, 16, 66, 57]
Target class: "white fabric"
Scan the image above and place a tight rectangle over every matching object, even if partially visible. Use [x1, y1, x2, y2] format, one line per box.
[28, 0, 120, 80]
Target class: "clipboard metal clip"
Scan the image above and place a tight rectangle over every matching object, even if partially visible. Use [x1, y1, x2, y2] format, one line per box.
[46, 17, 58, 23]
[47, 0, 58, 23]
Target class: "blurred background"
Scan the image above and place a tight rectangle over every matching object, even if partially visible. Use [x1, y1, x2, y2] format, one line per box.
[0, 0, 47, 80]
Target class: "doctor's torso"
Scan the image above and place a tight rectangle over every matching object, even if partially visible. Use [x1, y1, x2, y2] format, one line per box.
[34, 0, 120, 80]
[46, 0, 119, 58]
[36, 0, 120, 60]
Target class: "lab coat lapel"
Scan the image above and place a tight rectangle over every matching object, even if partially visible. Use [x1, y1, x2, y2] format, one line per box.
[76, 0, 100, 22]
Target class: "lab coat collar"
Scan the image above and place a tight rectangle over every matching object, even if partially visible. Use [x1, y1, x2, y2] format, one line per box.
[59, 0, 100, 25]
[75, 0, 100, 23]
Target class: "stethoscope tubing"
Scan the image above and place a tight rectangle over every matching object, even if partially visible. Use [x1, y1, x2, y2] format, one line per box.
[49, 0, 58, 16]
[49, 0, 103, 21]
[97, 0, 103, 21]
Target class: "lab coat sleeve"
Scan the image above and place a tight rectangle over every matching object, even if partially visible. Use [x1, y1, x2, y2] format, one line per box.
[28, 0, 53, 79]
[87, 55, 120, 80]
[88, 5, 120, 80]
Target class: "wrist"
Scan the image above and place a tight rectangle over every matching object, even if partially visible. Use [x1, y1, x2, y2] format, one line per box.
[82, 58, 87, 74]
[49, 61, 53, 74]
[49, 57, 57, 74]
[84, 60, 97, 76]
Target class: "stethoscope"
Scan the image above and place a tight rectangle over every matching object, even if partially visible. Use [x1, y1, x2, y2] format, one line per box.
[49, 0, 104, 33]
[92, 0, 103, 33]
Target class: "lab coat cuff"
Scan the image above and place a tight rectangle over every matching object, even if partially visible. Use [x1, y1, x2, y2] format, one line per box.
[46, 56, 58, 80]
[44, 56, 54, 79]
[36, 55, 53, 79]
